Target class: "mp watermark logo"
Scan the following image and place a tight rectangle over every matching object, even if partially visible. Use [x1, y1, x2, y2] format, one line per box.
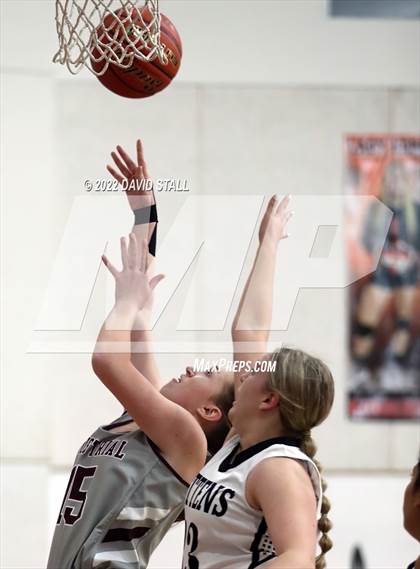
[30, 195, 391, 354]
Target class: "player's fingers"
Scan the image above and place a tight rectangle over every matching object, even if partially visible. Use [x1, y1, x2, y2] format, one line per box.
[262, 195, 277, 219]
[274, 194, 291, 215]
[267, 194, 277, 211]
[149, 274, 165, 290]
[136, 139, 152, 179]
[102, 255, 118, 278]
[111, 151, 131, 178]
[128, 233, 137, 268]
[134, 166, 143, 179]
[139, 166, 153, 193]
[120, 236, 129, 269]
[140, 239, 149, 273]
[117, 145, 137, 172]
[107, 165, 124, 186]
[136, 139, 146, 167]
[284, 210, 294, 223]
[135, 166, 146, 188]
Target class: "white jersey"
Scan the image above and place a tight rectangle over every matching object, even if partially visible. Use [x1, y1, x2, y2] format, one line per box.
[182, 435, 321, 569]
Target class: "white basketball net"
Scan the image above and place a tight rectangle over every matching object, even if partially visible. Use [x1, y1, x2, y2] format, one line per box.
[53, 0, 167, 76]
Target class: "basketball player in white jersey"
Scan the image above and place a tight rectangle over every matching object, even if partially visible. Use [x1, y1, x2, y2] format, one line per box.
[47, 141, 234, 569]
[181, 195, 335, 569]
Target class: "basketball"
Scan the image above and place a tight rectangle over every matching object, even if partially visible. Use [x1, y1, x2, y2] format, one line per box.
[91, 8, 182, 98]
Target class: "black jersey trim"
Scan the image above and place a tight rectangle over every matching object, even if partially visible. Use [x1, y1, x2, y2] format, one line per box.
[102, 525, 150, 543]
[147, 437, 190, 488]
[248, 518, 276, 569]
[101, 410, 135, 431]
[101, 418, 135, 432]
[218, 436, 301, 472]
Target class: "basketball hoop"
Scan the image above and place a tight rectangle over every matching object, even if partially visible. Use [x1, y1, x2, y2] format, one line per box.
[53, 0, 167, 76]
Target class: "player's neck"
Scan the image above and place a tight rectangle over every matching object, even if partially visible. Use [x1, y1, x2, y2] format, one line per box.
[237, 420, 287, 452]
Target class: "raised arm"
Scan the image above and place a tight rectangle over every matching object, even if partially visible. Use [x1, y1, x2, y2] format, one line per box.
[92, 234, 207, 480]
[231, 195, 292, 394]
[107, 140, 163, 389]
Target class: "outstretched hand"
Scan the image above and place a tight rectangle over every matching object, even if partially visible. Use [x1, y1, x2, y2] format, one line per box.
[107, 139, 154, 211]
[102, 233, 164, 312]
[258, 194, 293, 246]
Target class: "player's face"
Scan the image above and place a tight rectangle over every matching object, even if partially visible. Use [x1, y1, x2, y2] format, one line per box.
[403, 464, 420, 540]
[228, 357, 272, 427]
[160, 365, 233, 413]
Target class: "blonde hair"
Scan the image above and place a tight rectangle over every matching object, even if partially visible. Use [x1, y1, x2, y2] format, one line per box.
[268, 347, 335, 569]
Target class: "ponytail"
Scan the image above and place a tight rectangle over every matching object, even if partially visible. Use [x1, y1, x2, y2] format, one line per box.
[301, 433, 333, 569]
[267, 347, 335, 568]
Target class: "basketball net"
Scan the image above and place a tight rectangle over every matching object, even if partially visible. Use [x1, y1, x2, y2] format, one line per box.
[53, 0, 167, 76]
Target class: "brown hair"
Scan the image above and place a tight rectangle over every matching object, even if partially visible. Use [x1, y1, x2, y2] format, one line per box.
[205, 380, 235, 456]
[268, 347, 334, 569]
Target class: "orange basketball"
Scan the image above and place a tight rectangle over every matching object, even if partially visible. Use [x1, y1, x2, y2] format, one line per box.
[91, 8, 182, 98]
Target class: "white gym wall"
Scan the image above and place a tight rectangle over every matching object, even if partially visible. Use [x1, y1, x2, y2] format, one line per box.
[1, 1, 419, 568]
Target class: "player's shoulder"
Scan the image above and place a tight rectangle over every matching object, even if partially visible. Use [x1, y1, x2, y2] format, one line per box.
[248, 454, 314, 492]
[160, 420, 208, 484]
[246, 456, 316, 511]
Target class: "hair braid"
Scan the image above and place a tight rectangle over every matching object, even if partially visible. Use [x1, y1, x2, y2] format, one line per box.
[267, 347, 335, 568]
[301, 433, 333, 569]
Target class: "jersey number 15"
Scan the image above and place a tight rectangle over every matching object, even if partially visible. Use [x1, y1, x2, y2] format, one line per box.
[57, 465, 97, 526]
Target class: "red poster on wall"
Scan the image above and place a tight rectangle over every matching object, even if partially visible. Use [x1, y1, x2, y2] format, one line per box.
[346, 135, 420, 420]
